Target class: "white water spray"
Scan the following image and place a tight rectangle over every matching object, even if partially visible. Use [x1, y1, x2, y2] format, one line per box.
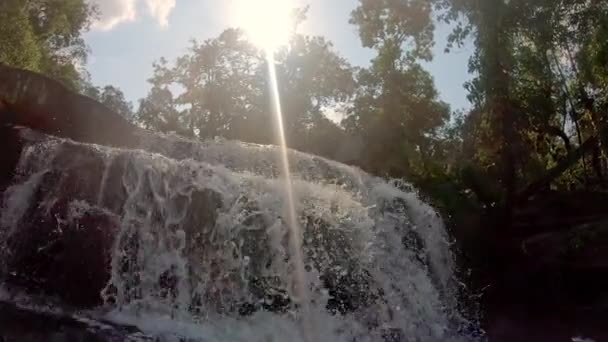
[0, 129, 475, 341]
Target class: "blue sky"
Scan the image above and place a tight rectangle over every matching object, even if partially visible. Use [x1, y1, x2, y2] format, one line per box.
[85, 0, 474, 116]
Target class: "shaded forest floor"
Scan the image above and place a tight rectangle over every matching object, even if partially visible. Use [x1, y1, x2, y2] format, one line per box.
[443, 190, 608, 341]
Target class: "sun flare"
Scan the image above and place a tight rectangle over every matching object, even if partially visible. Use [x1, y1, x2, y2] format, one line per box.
[233, 0, 294, 52]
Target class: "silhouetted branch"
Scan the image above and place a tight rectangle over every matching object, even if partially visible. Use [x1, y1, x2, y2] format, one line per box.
[517, 136, 599, 201]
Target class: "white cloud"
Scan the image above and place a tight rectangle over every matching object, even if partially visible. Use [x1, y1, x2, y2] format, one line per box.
[146, 0, 176, 28]
[90, 0, 137, 31]
[89, 0, 176, 31]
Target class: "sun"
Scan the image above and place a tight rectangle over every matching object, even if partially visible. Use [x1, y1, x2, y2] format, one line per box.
[232, 0, 294, 52]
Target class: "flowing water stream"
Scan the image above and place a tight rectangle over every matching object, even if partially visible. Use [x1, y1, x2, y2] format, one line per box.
[0, 128, 477, 341]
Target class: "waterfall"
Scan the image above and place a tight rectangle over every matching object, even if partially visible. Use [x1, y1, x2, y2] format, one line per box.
[0, 129, 475, 341]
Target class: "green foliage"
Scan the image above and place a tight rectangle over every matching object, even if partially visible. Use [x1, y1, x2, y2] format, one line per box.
[345, 0, 608, 229]
[274, 35, 356, 151]
[136, 28, 355, 161]
[85, 85, 134, 120]
[350, 0, 435, 62]
[346, 0, 450, 179]
[0, 0, 95, 90]
[137, 86, 184, 134]
[401, 0, 608, 207]
[0, 1, 41, 70]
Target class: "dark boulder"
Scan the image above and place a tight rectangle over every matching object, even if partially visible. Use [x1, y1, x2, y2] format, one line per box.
[479, 191, 608, 341]
[0, 64, 140, 148]
[0, 300, 143, 341]
[0, 126, 24, 194]
[5, 200, 119, 308]
[0, 132, 121, 308]
[0, 65, 142, 308]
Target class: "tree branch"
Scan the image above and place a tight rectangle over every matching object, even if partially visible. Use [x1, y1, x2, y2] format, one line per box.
[517, 136, 599, 201]
[544, 125, 571, 152]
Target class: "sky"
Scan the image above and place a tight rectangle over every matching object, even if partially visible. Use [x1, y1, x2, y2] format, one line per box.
[85, 0, 474, 118]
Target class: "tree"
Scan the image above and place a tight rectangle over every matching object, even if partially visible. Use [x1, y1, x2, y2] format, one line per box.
[346, 0, 608, 209]
[0, 0, 41, 71]
[138, 29, 265, 139]
[346, 0, 450, 178]
[350, 0, 435, 62]
[436, 0, 608, 199]
[85, 85, 134, 120]
[137, 28, 355, 161]
[137, 86, 184, 134]
[0, 0, 95, 90]
[273, 34, 355, 153]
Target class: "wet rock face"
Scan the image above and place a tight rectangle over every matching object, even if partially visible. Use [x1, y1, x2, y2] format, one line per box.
[0, 135, 225, 309]
[5, 201, 119, 308]
[1, 140, 120, 307]
[0, 131, 462, 342]
[0, 134, 399, 318]
[303, 216, 381, 315]
[0, 127, 24, 194]
[0, 301, 142, 342]
[0, 64, 140, 148]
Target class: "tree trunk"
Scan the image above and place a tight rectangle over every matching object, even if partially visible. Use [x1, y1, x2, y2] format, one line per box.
[480, 0, 517, 226]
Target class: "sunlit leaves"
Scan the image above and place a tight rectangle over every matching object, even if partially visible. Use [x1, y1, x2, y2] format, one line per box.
[350, 0, 435, 62]
[136, 28, 355, 161]
[0, 0, 95, 90]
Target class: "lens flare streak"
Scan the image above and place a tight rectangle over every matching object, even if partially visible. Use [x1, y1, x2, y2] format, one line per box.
[266, 52, 314, 341]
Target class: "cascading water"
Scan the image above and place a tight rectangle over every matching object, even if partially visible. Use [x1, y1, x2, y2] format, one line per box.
[0, 128, 477, 341]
